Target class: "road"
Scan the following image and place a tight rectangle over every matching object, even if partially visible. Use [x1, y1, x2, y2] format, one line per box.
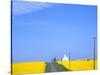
[45, 62, 70, 72]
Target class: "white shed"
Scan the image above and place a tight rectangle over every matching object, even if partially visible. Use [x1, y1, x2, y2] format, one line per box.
[62, 54, 69, 61]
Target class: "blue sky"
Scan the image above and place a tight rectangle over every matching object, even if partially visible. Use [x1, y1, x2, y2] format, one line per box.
[12, 1, 97, 63]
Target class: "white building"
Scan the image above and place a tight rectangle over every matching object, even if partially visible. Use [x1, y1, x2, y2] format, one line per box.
[62, 54, 69, 61]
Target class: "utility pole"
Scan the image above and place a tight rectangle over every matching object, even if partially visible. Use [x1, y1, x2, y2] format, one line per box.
[69, 52, 71, 70]
[93, 37, 96, 70]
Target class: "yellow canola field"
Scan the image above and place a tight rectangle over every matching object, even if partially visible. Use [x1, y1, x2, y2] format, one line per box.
[58, 60, 97, 71]
[12, 60, 97, 75]
[12, 61, 46, 75]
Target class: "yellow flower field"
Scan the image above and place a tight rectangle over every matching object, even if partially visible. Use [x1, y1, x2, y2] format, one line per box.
[12, 60, 97, 75]
[12, 61, 46, 75]
[58, 60, 97, 71]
